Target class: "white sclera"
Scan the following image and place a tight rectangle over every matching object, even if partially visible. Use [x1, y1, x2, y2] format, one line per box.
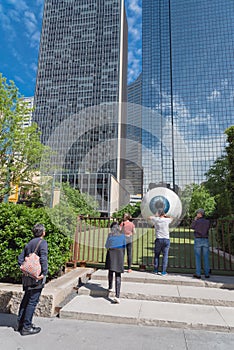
[141, 187, 182, 227]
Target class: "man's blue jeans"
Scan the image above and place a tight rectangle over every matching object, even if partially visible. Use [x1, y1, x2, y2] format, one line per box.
[154, 238, 170, 273]
[18, 288, 42, 329]
[194, 238, 210, 276]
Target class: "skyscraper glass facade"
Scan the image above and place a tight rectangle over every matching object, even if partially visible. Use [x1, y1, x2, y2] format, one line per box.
[142, 0, 234, 193]
[126, 74, 143, 195]
[33, 0, 127, 180]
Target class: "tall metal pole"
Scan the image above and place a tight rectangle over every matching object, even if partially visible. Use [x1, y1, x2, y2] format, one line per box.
[168, 0, 176, 191]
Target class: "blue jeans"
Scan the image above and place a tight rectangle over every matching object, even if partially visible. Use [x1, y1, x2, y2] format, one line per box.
[125, 236, 132, 269]
[194, 238, 210, 276]
[18, 288, 42, 329]
[154, 238, 170, 273]
[126, 242, 132, 269]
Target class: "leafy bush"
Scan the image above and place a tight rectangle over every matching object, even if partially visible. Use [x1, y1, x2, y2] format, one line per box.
[0, 203, 72, 283]
[216, 217, 234, 255]
[61, 183, 99, 217]
[112, 202, 141, 221]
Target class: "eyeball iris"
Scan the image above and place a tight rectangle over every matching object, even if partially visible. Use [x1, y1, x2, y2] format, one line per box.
[149, 196, 170, 214]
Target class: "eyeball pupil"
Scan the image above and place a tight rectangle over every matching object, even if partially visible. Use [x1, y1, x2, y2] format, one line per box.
[155, 200, 164, 210]
[149, 196, 170, 214]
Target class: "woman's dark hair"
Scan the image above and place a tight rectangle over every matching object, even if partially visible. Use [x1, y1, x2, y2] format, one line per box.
[32, 223, 45, 237]
[110, 221, 118, 229]
[157, 209, 165, 216]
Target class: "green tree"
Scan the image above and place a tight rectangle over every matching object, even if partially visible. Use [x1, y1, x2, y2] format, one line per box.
[45, 183, 100, 236]
[61, 183, 99, 217]
[224, 126, 234, 213]
[0, 74, 47, 201]
[204, 156, 231, 217]
[186, 184, 215, 218]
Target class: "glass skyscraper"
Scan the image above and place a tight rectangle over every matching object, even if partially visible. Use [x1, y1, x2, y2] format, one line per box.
[33, 0, 128, 182]
[126, 74, 143, 195]
[142, 0, 234, 193]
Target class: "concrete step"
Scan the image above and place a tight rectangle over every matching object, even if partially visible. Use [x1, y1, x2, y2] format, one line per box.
[60, 295, 234, 333]
[91, 269, 234, 289]
[78, 279, 234, 307]
[59, 269, 234, 332]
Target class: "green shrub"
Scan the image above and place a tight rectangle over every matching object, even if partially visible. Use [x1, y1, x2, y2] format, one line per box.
[0, 203, 72, 283]
[112, 202, 141, 221]
[216, 217, 234, 255]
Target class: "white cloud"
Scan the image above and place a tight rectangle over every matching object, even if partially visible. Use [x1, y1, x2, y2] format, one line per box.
[11, 48, 23, 62]
[30, 62, 38, 72]
[30, 31, 41, 48]
[8, 9, 20, 22]
[6, 0, 28, 11]
[24, 10, 38, 36]
[128, 50, 141, 82]
[207, 89, 221, 101]
[36, 0, 44, 6]
[125, 0, 142, 84]
[126, 0, 141, 16]
[221, 78, 228, 87]
[0, 4, 16, 40]
[14, 75, 25, 84]
[229, 90, 234, 100]
[128, 17, 141, 40]
[188, 135, 226, 162]
[25, 10, 37, 24]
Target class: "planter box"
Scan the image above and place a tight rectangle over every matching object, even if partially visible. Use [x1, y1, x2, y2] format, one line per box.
[0, 267, 94, 317]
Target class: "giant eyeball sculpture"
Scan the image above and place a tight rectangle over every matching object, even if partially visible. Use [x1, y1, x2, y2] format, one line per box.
[140, 187, 182, 228]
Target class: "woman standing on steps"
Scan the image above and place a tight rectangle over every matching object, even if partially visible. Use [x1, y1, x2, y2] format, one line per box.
[119, 213, 136, 273]
[105, 222, 126, 303]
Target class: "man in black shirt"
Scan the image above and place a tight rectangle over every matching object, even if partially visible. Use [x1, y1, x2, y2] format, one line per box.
[191, 209, 210, 279]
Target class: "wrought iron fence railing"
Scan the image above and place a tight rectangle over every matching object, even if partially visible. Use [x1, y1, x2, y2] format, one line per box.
[69, 217, 234, 273]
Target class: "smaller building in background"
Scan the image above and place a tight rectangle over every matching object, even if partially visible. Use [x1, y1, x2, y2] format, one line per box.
[50, 172, 130, 216]
[21, 97, 34, 128]
[130, 194, 142, 205]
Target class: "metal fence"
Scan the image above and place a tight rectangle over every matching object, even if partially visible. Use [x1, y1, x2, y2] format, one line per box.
[69, 217, 234, 273]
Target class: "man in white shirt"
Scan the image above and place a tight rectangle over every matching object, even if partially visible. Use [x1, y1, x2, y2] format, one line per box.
[148, 209, 173, 276]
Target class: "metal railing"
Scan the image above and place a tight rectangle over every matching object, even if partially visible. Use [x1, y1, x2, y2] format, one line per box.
[69, 217, 234, 273]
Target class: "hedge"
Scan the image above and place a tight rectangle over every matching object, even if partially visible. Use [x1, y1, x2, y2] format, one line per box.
[0, 203, 73, 283]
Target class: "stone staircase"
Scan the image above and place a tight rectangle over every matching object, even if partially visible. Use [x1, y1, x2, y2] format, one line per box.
[60, 269, 234, 332]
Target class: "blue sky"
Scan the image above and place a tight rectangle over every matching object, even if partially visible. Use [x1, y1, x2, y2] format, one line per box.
[0, 0, 142, 97]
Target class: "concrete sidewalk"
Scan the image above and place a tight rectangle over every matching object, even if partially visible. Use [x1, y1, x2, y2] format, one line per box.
[60, 270, 234, 332]
[1, 313, 234, 350]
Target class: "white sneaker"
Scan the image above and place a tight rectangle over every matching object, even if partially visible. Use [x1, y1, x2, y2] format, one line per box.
[161, 272, 168, 276]
[113, 297, 120, 304]
[108, 288, 113, 292]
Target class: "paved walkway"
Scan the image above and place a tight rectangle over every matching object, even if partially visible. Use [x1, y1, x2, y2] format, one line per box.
[1, 313, 234, 350]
